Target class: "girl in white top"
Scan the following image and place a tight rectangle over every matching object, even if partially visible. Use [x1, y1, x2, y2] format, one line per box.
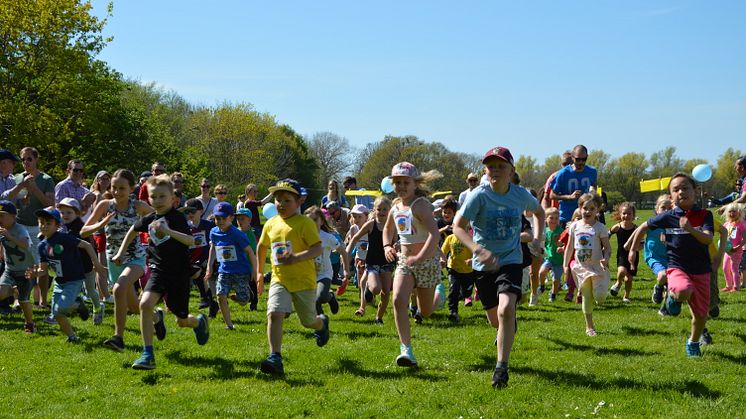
[563, 193, 610, 337]
[383, 162, 442, 367]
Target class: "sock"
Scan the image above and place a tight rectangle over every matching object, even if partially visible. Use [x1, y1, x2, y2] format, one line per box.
[496, 361, 508, 369]
[144, 345, 154, 355]
[687, 339, 700, 346]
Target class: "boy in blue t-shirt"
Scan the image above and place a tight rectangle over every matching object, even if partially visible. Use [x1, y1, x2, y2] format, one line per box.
[453, 146, 544, 389]
[205, 202, 258, 330]
[36, 208, 106, 343]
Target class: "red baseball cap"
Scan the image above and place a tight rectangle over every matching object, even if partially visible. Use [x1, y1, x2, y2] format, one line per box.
[482, 146, 514, 166]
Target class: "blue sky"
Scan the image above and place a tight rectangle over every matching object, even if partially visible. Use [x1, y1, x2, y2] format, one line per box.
[91, 0, 746, 166]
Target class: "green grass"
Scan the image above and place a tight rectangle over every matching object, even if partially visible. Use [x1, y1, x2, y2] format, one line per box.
[3, 209, 746, 417]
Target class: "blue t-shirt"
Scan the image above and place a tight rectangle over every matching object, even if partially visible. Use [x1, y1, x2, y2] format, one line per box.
[644, 228, 667, 266]
[38, 231, 84, 283]
[647, 206, 713, 274]
[210, 225, 252, 274]
[550, 164, 598, 222]
[460, 183, 540, 269]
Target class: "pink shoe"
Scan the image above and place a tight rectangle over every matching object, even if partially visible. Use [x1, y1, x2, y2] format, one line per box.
[464, 297, 473, 307]
[336, 278, 349, 296]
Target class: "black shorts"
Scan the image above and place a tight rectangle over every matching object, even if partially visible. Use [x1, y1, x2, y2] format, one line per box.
[616, 251, 638, 276]
[474, 264, 523, 310]
[143, 270, 190, 319]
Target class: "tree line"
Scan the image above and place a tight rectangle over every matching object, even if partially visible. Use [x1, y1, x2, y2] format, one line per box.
[1, 0, 741, 207]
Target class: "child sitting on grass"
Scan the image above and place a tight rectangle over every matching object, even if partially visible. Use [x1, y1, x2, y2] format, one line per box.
[205, 202, 257, 330]
[257, 179, 327, 375]
[113, 175, 209, 369]
[36, 208, 106, 343]
[0, 201, 36, 333]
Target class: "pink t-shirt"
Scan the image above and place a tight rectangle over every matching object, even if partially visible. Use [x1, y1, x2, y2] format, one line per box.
[725, 220, 746, 253]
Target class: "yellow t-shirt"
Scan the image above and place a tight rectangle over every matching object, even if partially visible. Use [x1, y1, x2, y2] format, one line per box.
[259, 214, 321, 292]
[708, 217, 723, 258]
[440, 234, 473, 274]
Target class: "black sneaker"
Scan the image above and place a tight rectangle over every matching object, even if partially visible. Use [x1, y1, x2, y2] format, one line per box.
[658, 306, 670, 317]
[409, 305, 418, 318]
[154, 308, 167, 341]
[373, 318, 384, 325]
[76, 298, 90, 321]
[208, 300, 219, 318]
[652, 285, 664, 304]
[700, 328, 713, 345]
[103, 335, 125, 352]
[492, 366, 509, 388]
[328, 294, 339, 315]
[414, 311, 423, 324]
[448, 312, 459, 322]
[198, 300, 210, 309]
[260, 352, 284, 375]
[314, 314, 330, 347]
[709, 305, 720, 319]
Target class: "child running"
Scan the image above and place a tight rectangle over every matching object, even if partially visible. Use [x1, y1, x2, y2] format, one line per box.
[113, 175, 209, 369]
[180, 198, 218, 316]
[257, 179, 328, 375]
[305, 206, 351, 315]
[0, 201, 36, 333]
[538, 207, 564, 302]
[563, 193, 610, 337]
[383, 162, 443, 367]
[721, 202, 746, 292]
[347, 196, 394, 324]
[82, 169, 153, 352]
[235, 207, 259, 310]
[36, 208, 106, 342]
[346, 204, 370, 316]
[629, 195, 672, 312]
[609, 202, 639, 303]
[440, 212, 474, 322]
[453, 147, 544, 388]
[627, 173, 714, 357]
[204, 202, 258, 330]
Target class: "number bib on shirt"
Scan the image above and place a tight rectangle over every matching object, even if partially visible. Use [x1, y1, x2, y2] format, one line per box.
[148, 221, 171, 246]
[271, 241, 293, 264]
[574, 230, 595, 263]
[393, 210, 413, 235]
[216, 245, 238, 263]
[48, 260, 63, 278]
[190, 231, 207, 249]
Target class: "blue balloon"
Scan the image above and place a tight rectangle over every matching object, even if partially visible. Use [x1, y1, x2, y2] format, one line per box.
[692, 164, 712, 183]
[262, 202, 278, 219]
[380, 177, 394, 193]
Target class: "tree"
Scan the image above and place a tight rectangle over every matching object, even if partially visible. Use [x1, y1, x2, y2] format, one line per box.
[603, 153, 649, 203]
[514, 155, 542, 191]
[712, 148, 743, 200]
[649, 146, 683, 178]
[306, 131, 353, 185]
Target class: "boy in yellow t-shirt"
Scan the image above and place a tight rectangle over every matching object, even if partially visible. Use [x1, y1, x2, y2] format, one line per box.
[256, 179, 325, 375]
[440, 232, 474, 323]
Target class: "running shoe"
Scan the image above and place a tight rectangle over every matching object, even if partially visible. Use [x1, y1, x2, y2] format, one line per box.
[686, 340, 702, 358]
[652, 284, 664, 304]
[260, 352, 284, 375]
[194, 314, 209, 345]
[396, 344, 417, 367]
[491, 366, 509, 388]
[314, 314, 330, 347]
[154, 308, 167, 341]
[103, 335, 125, 352]
[132, 353, 156, 370]
[609, 283, 620, 297]
[700, 328, 713, 345]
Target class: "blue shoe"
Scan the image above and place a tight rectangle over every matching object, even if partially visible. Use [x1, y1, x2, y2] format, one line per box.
[194, 314, 209, 345]
[260, 352, 284, 375]
[686, 340, 702, 358]
[132, 353, 156, 370]
[396, 343, 417, 367]
[666, 295, 681, 316]
[315, 314, 330, 347]
[434, 283, 446, 310]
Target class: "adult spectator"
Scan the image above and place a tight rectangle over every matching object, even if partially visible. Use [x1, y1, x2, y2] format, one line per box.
[138, 161, 166, 204]
[457, 172, 480, 207]
[0, 149, 19, 198]
[549, 145, 597, 226]
[196, 178, 218, 220]
[541, 152, 573, 209]
[713, 156, 746, 211]
[321, 180, 348, 208]
[12, 147, 55, 308]
[342, 176, 373, 209]
[171, 172, 187, 208]
[133, 170, 151, 199]
[324, 200, 350, 238]
[54, 159, 95, 211]
[236, 183, 272, 238]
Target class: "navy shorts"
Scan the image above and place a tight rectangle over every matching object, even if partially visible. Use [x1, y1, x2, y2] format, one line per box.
[474, 264, 523, 310]
[143, 270, 190, 319]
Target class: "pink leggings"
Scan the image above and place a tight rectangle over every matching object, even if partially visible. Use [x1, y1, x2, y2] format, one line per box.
[722, 251, 743, 289]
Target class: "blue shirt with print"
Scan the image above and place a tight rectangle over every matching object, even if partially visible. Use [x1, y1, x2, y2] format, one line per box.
[550, 164, 598, 222]
[210, 225, 251, 274]
[460, 183, 539, 269]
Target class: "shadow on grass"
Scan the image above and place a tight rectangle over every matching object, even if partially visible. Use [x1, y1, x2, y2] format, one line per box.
[621, 325, 674, 337]
[735, 333, 746, 344]
[712, 351, 746, 365]
[334, 357, 445, 381]
[512, 365, 721, 400]
[714, 316, 746, 324]
[165, 349, 258, 381]
[543, 336, 658, 357]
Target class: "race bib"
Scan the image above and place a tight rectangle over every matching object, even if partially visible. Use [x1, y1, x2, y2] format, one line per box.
[216, 245, 238, 263]
[271, 241, 293, 265]
[574, 230, 595, 263]
[48, 260, 64, 278]
[393, 210, 412, 235]
[149, 220, 171, 246]
[190, 231, 207, 249]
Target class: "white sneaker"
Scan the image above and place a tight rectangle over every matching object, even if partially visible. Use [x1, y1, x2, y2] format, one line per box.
[396, 344, 417, 367]
[529, 293, 539, 307]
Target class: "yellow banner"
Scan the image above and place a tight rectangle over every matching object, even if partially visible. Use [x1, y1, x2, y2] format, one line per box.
[640, 177, 671, 193]
[345, 190, 383, 197]
[431, 191, 453, 198]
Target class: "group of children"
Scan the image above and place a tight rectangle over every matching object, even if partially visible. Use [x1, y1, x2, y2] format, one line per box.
[0, 146, 738, 387]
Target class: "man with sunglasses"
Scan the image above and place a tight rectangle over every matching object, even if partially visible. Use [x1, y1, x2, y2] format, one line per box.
[549, 145, 598, 227]
[458, 173, 481, 207]
[54, 159, 95, 212]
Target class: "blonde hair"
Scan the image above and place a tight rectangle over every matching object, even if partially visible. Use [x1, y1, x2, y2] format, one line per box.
[214, 184, 227, 195]
[724, 202, 744, 221]
[392, 168, 443, 206]
[655, 194, 672, 213]
[372, 196, 392, 220]
[545, 207, 559, 217]
[304, 205, 334, 233]
[146, 174, 174, 192]
[577, 193, 603, 210]
[571, 208, 582, 221]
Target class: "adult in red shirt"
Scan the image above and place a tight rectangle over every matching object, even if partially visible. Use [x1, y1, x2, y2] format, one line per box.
[541, 152, 573, 209]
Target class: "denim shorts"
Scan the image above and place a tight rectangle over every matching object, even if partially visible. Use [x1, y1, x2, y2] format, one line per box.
[646, 258, 667, 276]
[541, 259, 564, 282]
[52, 279, 84, 317]
[366, 262, 396, 274]
[107, 256, 147, 287]
[217, 272, 252, 302]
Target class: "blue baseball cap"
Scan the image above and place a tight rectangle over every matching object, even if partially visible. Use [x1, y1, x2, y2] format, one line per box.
[213, 202, 234, 218]
[0, 200, 17, 215]
[35, 207, 62, 223]
[0, 150, 18, 162]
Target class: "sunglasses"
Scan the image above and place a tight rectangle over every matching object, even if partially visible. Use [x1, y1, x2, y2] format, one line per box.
[72, 168, 84, 173]
[468, 178, 478, 182]
[216, 191, 227, 195]
[22, 157, 34, 162]
[573, 157, 588, 162]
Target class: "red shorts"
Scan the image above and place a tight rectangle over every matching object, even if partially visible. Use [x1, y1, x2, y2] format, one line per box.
[92, 234, 106, 254]
[666, 268, 710, 317]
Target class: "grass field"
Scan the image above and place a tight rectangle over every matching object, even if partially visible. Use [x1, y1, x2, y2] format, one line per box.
[3, 209, 746, 417]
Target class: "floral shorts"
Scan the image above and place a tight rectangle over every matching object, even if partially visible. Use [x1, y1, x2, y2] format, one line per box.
[395, 254, 440, 288]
